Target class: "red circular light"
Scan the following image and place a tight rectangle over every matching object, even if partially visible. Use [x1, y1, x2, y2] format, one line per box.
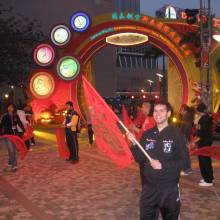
[34, 44, 55, 66]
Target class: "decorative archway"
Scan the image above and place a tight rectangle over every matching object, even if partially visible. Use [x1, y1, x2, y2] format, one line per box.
[29, 12, 210, 119]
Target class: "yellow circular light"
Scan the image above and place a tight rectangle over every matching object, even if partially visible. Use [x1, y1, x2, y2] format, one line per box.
[172, 117, 177, 123]
[106, 32, 148, 46]
[30, 72, 55, 99]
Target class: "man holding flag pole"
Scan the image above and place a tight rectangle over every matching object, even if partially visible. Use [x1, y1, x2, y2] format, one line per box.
[126, 100, 187, 220]
[82, 76, 187, 219]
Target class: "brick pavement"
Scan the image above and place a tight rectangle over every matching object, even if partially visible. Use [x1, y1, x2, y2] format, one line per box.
[0, 133, 220, 220]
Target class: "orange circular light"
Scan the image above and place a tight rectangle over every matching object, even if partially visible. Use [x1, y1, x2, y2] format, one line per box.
[30, 72, 55, 99]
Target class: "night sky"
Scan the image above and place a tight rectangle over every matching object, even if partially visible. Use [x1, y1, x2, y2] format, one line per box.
[1, 0, 220, 96]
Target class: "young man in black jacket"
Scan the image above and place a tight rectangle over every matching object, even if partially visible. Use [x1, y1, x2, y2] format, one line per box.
[129, 101, 188, 220]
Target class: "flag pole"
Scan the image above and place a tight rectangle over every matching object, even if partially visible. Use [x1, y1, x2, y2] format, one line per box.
[118, 120, 152, 162]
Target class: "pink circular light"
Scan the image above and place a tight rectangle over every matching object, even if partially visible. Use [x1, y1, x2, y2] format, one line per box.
[34, 44, 55, 66]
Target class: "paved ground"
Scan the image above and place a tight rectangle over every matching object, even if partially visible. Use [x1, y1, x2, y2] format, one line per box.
[0, 129, 220, 220]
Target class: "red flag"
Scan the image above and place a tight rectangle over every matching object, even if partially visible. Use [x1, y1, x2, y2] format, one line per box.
[122, 104, 133, 127]
[190, 146, 220, 160]
[82, 76, 133, 169]
[22, 125, 34, 141]
[1, 135, 27, 159]
[55, 128, 70, 159]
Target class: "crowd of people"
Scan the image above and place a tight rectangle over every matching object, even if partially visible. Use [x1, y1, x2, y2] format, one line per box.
[0, 98, 217, 219]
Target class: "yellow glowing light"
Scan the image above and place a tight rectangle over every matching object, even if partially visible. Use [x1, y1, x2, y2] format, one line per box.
[141, 89, 145, 93]
[106, 32, 148, 46]
[172, 117, 177, 123]
[30, 72, 55, 99]
[40, 112, 52, 119]
[216, 89, 219, 93]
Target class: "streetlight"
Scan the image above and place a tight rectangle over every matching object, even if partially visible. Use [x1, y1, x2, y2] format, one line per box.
[4, 94, 9, 99]
[156, 73, 164, 95]
[147, 80, 154, 95]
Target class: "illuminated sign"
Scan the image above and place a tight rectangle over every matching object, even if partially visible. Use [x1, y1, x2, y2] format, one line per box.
[106, 33, 148, 46]
[112, 11, 220, 28]
[70, 12, 91, 32]
[90, 28, 113, 40]
[30, 72, 55, 99]
[34, 44, 55, 66]
[165, 6, 177, 19]
[51, 25, 71, 46]
[57, 56, 80, 80]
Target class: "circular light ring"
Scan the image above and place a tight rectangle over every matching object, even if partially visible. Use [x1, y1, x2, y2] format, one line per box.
[51, 25, 71, 46]
[34, 44, 55, 66]
[70, 12, 91, 32]
[106, 32, 148, 46]
[57, 56, 80, 80]
[29, 71, 55, 99]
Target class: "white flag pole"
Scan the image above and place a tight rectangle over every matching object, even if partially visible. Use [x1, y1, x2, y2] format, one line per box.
[118, 120, 152, 162]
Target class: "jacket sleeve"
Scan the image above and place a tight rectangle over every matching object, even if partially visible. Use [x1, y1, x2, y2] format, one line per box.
[130, 134, 146, 164]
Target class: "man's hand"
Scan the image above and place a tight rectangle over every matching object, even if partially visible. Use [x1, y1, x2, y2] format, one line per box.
[126, 132, 136, 145]
[150, 159, 162, 170]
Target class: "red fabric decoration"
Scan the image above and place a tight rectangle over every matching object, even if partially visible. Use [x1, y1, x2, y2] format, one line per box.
[55, 128, 69, 159]
[137, 117, 156, 140]
[0, 135, 27, 159]
[82, 76, 133, 169]
[122, 104, 133, 127]
[190, 146, 220, 160]
[22, 126, 34, 141]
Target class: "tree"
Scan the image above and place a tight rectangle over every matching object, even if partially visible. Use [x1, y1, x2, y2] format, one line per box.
[0, 3, 48, 85]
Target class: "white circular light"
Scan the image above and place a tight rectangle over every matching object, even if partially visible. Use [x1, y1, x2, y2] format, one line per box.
[212, 34, 220, 42]
[51, 25, 71, 46]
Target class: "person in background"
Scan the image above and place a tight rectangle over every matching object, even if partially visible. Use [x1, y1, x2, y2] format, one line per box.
[62, 101, 79, 163]
[17, 104, 30, 150]
[178, 104, 194, 175]
[0, 104, 25, 172]
[195, 103, 214, 186]
[86, 110, 94, 147]
[24, 105, 35, 145]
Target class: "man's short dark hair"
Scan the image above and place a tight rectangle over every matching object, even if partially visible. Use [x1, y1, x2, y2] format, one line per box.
[65, 101, 73, 107]
[154, 100, 173, 113]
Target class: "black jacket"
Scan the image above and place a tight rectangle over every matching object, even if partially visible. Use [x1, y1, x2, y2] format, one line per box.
[197, 114, 213, 147]
[131, 125, 186, 188]
[0, 113, 25, 135]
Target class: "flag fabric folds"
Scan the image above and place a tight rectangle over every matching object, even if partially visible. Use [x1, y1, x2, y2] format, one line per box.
[0, 135, 27, 159]
[82, 76, 133, 169]
[190, 146, 220, 160]
[55, 128, 70, 159]
[122, 104, 133, 127]
[22, 125, 34, 141]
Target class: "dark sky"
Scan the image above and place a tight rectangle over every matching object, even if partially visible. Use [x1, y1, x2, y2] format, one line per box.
[2, 0, 220, 33]
[2, 0, 220, 97]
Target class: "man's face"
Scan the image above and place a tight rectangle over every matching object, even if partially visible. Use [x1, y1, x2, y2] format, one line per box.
[141, 102, 151, 115]
[66, 104, 72, 110]
[153, 104, 171, 125]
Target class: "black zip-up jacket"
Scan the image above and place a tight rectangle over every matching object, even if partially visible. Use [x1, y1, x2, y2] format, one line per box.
[0, 113, 25, 135]
[131, 125, 185, 188]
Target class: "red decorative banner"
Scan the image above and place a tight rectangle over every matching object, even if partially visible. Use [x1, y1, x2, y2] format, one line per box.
[55, 128, 69, 159]
[190, 146, 220, 160]
[82, 76, 133, 169]
[0, 135, 27, 159]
